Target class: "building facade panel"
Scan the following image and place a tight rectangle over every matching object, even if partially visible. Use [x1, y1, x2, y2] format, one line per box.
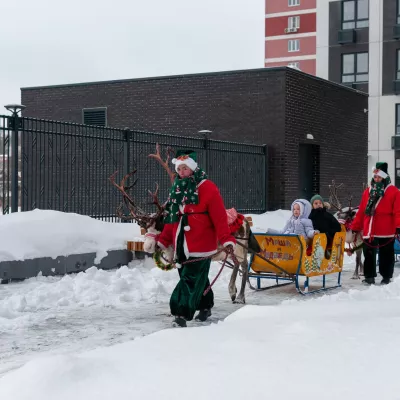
[382, 0, 398, 42]
[265, 12, 316, 37]
[264, 59, 316, 75]
[265, 36, 316, 59]
[265, 0, 316, 15]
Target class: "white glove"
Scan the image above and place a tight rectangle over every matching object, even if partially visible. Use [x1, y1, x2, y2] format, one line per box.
[144, 236, 156, 253]
[143, 227, 160, 254]
[163, 246, 174, 262]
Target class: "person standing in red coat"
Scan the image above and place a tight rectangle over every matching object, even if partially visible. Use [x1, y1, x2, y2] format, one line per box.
[157, 150, 236, 327]
[351, 162, 400, 285]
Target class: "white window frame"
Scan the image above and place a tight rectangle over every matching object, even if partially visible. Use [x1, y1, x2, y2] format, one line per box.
[288, 0, 300, 6]
[288, 16, 300, 29]
[288, 62, 300, 70]
[288, 39, 300, 52]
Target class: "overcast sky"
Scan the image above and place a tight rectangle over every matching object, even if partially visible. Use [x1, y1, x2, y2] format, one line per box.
[0, 0, 264, 112]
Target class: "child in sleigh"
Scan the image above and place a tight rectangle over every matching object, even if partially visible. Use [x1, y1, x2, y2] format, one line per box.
[267, 199, 318, 255]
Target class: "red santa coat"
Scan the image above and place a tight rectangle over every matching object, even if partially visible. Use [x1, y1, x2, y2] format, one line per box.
[351, 184, 400, 239]
[157, 179, 236, 258]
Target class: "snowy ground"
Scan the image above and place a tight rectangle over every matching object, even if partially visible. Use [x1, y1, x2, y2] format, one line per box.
[0, 209, 398, 399]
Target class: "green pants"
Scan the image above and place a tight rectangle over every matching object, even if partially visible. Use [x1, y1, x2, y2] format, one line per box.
[170, 258, 214, 321]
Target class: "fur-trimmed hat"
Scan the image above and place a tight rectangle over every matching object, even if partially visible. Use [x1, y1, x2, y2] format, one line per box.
[171, 150, 198, 172]
[372, 161, 388, 179]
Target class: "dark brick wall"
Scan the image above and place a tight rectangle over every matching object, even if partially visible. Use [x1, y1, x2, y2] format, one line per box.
[22, 68, 287, 209]
[21, 69, 286, 144]
[21, 67, 368, 210]
[285, 69, 368, 209]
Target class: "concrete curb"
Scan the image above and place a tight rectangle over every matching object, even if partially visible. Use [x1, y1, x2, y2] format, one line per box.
[0, 250, 145, 283]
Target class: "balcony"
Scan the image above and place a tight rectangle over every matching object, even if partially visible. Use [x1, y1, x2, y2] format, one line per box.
[391, 136, 400, 150]
[338, 29, 356, 44]
[394, 25, 400, 39]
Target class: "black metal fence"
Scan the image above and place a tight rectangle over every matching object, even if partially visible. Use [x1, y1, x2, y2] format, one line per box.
[0, 112, 267, 220]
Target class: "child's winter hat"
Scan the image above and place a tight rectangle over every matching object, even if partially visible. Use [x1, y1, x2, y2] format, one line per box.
[372, 162, 388, 179]
[172, 150, 198, 172]
[310, 194, 324, 205]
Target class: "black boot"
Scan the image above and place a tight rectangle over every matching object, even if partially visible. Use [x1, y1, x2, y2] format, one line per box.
[172, 316, 187, 328]
[381, 278, 391, 285]
[195, 309, 212, 322]
[362, 277, 375, 285]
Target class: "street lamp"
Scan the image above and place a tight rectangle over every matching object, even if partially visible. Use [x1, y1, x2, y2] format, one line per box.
[198, 129, 212, 138]
[4, 104, 26, 115]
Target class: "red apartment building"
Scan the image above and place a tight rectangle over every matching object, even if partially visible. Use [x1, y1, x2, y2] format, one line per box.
[265, 0, 317, 75]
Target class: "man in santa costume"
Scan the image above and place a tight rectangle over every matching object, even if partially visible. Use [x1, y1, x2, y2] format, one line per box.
[351, 162, 400, 285]
[157, 150, 236, 327]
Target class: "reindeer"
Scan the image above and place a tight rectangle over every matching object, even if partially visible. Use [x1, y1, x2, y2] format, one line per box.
[110, 144, 259, 304]
[328, 181, 364, 279]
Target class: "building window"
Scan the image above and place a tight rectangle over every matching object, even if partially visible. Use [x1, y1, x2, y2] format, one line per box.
[342, 0, 369, 30]
[288, 0, 300, 6]
[288, 62, 300, 70]
[397, 50, 400, 80]
[396, 105, 400, 135]
[288, 16, 300, 29]
[288, 39, 300, 52]
[82, 108, 107, 127]
[341, 52, 369, 83]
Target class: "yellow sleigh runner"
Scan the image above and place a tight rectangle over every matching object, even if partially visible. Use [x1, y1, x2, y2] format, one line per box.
[248, 225, 346, 295]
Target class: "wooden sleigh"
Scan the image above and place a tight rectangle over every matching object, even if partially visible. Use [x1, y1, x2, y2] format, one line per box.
[248, 225, 346, 295]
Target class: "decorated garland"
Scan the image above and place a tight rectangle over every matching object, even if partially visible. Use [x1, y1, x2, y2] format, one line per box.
[153, 249, 175, 271]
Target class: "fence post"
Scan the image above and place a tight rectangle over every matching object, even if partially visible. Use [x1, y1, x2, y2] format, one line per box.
[199, 130, 212, 171]
[4, 104, 25, 213]
[123, 128, 131, 176]
[121, 127, 131, 223]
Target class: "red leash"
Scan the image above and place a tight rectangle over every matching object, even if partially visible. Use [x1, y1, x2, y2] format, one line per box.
[203, 249, 238, 296]
[203, 254, 228, 296]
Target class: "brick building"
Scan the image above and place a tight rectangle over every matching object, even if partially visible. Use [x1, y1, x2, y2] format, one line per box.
[21, 67, 368, 210]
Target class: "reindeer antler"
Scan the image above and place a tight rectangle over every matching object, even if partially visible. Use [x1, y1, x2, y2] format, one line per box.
[148, 183, 164, 212]
[148, 143, 176, 184]
[109, 171, 165, 228]
[328, 180, 344, 212]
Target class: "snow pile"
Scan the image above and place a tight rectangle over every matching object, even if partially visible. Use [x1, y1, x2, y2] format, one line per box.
[247, 209, 291, 233]
[0, 259, 237, 331]
[0, 260, 173, 328]
[2, 278, 400, 400]
[0, 210, 141, 262]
